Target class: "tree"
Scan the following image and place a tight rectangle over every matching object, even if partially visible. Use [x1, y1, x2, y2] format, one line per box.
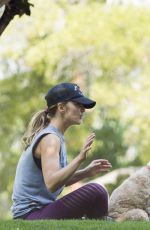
[0, 0, 32, 36]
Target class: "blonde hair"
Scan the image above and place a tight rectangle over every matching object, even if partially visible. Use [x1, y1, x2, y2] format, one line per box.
[22, 107, 57, 150]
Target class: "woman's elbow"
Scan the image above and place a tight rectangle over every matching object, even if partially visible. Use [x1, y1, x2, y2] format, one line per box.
[45, 180, 58, 193]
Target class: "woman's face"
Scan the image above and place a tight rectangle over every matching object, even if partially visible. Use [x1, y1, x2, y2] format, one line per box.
[63, 101, 85, 125]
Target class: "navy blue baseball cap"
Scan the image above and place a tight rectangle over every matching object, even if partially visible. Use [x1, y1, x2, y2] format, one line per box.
[45, 83, 96, 109]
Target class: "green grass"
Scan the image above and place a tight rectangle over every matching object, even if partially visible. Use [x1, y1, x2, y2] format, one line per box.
[0, 220, 150, 230]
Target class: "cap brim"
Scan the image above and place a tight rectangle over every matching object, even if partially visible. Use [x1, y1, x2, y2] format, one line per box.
[72, 96, 96, 109]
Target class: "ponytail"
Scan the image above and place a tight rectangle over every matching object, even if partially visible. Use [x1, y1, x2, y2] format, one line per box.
[22, 106, 57, 150]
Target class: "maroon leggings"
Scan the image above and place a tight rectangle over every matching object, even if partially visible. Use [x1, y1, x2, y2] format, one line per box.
[23, 183, 108, 220]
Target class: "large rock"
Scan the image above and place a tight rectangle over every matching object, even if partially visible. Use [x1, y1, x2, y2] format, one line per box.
[108, 165, 150, 221]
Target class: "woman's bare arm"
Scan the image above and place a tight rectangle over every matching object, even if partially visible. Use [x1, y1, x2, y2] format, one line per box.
[65, 159, 112, 186]
[40, 133, 95, 193]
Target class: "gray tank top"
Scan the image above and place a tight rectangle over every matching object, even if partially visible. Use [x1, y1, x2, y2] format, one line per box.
[11, 124, 68, 218]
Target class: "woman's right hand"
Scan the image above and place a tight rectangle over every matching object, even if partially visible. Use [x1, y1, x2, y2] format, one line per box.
[78, 133, 96, 162]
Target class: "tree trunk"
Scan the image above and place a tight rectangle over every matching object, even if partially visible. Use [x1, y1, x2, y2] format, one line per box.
[0, 0, 32, 36]
[0, 0, 10, 7]
[0, 4, 13, 36]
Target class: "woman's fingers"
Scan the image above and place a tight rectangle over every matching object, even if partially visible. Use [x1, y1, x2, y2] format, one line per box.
[88, 159, 112, 174]
[86, 133, 96, 142]
[84, 133, 95, 148]
[85, 136, 95, 145]
[84, 140, 94, 149]
[93, 163, 112, 173]
[79, 134, 95, 161]
[93, 159, 112, 166]
[83, 145, 92, 154]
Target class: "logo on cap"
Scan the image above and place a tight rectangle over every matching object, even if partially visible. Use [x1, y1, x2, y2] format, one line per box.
[74, 85, 83, 96]
[74, 85, 78, 91]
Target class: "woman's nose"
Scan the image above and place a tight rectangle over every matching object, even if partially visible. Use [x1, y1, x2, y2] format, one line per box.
[81, 106, 85, 112]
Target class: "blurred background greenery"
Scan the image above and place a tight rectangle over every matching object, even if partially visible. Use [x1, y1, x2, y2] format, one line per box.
[0, 0, 150, 219]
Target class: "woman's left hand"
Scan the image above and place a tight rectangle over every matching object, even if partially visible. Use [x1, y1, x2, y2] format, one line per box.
[84, 159, 112, 177]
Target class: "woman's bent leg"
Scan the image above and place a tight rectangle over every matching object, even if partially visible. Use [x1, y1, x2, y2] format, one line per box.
[24, 183, 108, 220]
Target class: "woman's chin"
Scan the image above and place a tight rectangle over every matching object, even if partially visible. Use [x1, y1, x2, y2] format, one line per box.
[71, 118, 83, 125]
[71, 120, 82, 125]
[76, 119, 83, 125]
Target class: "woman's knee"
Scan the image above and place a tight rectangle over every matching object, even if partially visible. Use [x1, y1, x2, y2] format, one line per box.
[91, 183, 108, 204]
[84, 183, 108, 201]
[87, 182, 108, 193]
[83, 183, 108, 217]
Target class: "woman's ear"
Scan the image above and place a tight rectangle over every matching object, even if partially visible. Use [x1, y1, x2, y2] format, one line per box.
[57, 103, 66, 113]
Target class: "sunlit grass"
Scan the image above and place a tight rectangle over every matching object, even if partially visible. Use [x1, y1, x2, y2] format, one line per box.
[0, 220, 150, 230]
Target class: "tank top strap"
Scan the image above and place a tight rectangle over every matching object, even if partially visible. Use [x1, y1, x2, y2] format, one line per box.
[29, 124, 64, 151]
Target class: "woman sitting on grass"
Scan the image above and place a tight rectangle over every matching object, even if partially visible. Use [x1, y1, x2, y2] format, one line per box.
[11, 82, 112, 220]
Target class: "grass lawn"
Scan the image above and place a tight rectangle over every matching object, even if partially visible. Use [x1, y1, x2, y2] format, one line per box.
[0, 220, 150, 230]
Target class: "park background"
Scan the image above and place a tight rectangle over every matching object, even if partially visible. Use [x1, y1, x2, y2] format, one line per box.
[0, 0, 150, 219]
